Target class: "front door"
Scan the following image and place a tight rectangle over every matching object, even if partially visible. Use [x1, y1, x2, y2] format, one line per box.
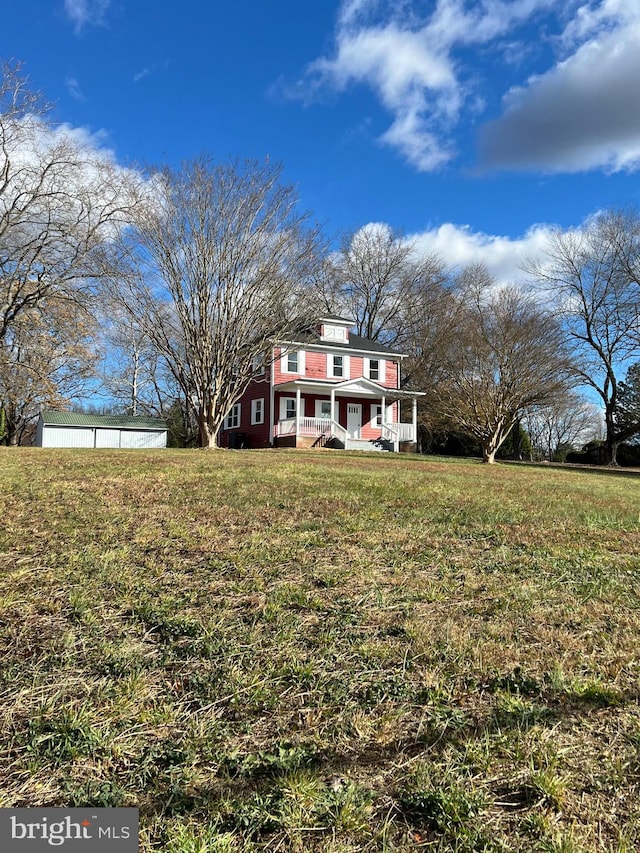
[347, 403, 362, 438]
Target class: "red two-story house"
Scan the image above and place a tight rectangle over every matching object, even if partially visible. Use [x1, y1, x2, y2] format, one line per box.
[220, 316, 424, 451]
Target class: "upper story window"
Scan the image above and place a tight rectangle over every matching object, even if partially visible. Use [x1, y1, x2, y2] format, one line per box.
[282, 349, 305, 374]
[252, 353, 266, 375]
[329, 354, 350, 379]
[321, 324, 348, 342]
[365, 358, 387, 383]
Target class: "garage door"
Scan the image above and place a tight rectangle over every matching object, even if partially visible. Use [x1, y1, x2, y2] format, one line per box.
[42, 427, 94, 448]
[120, 430, 165, 449]
[95, 429, 121, 448]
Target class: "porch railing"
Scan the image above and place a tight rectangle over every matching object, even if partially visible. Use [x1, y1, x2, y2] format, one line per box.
[382, 422, 415, 443]
[276, 417, 414, 445]
[275, 417, 348, 445]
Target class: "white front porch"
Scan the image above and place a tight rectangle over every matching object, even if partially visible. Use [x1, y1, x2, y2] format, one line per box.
[272, 377, 423, 452]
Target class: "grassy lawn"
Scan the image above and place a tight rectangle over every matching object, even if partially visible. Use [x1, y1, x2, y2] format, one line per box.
[1, 448, 640, 852]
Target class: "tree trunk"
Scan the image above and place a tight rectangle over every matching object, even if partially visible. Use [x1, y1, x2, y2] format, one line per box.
[2, 406, 18, 446]
[197, 408, 219, 449]
[481, 426, 510, 463]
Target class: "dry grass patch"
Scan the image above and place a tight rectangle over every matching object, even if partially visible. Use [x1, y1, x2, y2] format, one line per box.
[1, 447, 639, 851]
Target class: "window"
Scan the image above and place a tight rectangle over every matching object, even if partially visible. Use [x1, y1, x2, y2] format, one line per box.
[322, 324, 347, 341]
[280, 397, 297, 420]
[225, 403, 241, 430]
[316, 400, 332, 419]
[368, 359, 380, 381]
[328, 353, 349, 379]
[252, 353, 265, 375]
[282, 349, 304, 374]
[251, 398, 264, 425]
[371, 404, 382, 427]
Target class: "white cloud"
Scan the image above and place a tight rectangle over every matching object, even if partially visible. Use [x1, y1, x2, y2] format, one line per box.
[288, 0, 557, 171]
[480, 10, 640, 172]
[406, 221, 552, 285]
[133, 67, 153, 83]
[289, 0, 640, 175]
[133, 62, 168, 84]
[66, 77, 86, 102]
[63, 0, 111, 34]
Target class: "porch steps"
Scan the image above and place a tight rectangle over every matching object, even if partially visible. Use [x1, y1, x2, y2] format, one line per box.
[345, 438, 390, 452]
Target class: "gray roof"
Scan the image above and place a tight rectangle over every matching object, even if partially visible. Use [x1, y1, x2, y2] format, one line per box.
[286, 330, 404, 357]
[321, 314, 355, 324]
[40, 411, 167, 430]
[344, 333, 403, 356]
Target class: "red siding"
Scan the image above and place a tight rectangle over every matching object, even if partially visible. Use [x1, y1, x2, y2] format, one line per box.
[220, 372, 272, 449]
[385, 359, 399, 388]
[221, 338, 402, 449]
[304, 350, 328, 380]
[350, 356, 364, 380]
[272, 346, 400, 387]
[272, 347, 304, 384]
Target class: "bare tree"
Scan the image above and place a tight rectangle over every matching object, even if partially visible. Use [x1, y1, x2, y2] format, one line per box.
[523, 395, 603, 461]
[529, 210, 640, 465]
[316, 224, 447, 346]
[111, 157, 322, 448]
[0, 61, 145, 345]
[0, 298, 96, 444]
[432, 269, 572, 463]
[96, 301, 177, 417]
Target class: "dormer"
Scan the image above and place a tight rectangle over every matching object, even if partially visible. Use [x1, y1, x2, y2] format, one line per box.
[319, 316, 354, 344]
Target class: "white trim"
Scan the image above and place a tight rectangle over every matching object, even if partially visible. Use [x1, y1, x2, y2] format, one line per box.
[225, 403, 241, 430]
[278, 339, 406, 359]
[272, 377, 425, 399]
[328, 352, 349, 379]
[269, 359, 275, 444]
[320, 323, 349, 342]
[346, 403, 362, 439]
[251, 398, 264, 425]
[315, 399, 332, 419]
[281, 348, 305, 375]
[365, 357, 385, 382]
[279, 396, 297, 420]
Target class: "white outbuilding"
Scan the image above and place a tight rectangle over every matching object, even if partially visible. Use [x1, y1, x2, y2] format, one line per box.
[36, 411, 168, 449]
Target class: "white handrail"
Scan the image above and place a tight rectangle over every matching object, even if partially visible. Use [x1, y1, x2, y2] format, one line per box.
[397, 423, 415, 442]
[382, 423, 414, 441]
[330, 420, 348, 444]
[299, 416, 332, 436]
[277, 416, 409, 446]
[276, 417, 333, 438]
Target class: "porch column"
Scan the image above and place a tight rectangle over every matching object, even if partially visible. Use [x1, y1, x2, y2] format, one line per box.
[296, 387, 301, 438]
[412, 396, 418, 444]
[330, 387, 336, 424]
[381, 395, 386, 430]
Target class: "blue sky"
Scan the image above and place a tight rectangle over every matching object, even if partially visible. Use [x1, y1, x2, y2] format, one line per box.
[5, 0, 640, 281]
